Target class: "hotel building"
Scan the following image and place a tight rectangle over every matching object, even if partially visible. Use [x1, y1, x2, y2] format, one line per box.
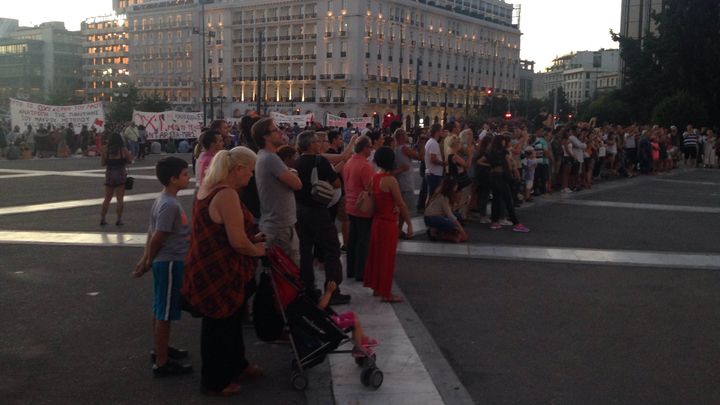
[116, 0, 522, 122]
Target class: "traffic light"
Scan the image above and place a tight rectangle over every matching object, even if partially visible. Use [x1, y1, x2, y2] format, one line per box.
[486, 89, 493, 96]
[504, 111, 512, 120]
[568, 112, 574, 120]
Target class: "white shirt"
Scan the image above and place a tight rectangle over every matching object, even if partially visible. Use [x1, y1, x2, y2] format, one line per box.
[424, 137, 444, 176]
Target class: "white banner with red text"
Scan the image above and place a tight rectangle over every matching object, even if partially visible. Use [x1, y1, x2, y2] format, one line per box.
[10, 98, 105, 134]
[132, 110, 203, 140]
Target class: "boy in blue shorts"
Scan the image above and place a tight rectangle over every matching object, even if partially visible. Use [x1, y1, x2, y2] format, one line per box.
[133, 156, 193, 377]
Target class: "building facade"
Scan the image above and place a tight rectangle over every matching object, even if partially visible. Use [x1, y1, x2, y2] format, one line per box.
[0, 20, 83, 103]
[535, 49, 620, 107]
[118, 0, 522, 122]
[620, 0, 663, 42]
[619, 0, 663, 87]
[81, 15, 130, 103]
[518, 59, 534, 101]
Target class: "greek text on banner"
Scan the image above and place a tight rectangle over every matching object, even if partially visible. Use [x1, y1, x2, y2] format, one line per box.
[10, 98, 105, 134]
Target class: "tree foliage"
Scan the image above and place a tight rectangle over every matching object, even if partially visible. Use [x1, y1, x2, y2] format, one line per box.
[612, 0, 720, 124]
[651, 91, 708, 129]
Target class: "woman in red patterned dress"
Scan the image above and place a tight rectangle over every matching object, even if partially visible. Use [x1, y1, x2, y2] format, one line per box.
[363, 147, 414, 302]
[182, 146, 266, 396]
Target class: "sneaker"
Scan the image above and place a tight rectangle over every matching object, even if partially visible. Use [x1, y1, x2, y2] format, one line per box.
[561, 188, 573, 193]
[512, 224, 530, 233]
[490, 223, 502, 230]
[340, 245, 347, 252]
[479, 217, 492, 224]
[150, 346, 189, 363]
[153, 359, 193, 377]
[329, 291, 351, 306]
[499, 219, 513, 226]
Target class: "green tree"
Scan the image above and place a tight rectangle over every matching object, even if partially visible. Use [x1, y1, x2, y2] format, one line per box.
[651, 91, 708, 129]
[613, 0, 720, 122]
[136, 92, 171, 112]
[107, 84, 139, 124]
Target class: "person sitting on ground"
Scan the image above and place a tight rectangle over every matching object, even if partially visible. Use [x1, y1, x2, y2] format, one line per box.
[424, 177, 468, 243]
[318, 281, 378, 357]
[132, 156, 193, 377]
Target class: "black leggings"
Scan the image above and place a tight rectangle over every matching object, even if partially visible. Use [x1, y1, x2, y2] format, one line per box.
[490, 173, 519, 224]
[201, 308, 249, 392]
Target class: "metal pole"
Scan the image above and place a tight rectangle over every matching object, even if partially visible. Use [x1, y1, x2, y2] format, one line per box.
[201, 1, 207, 126]
[209, 69, 214, 119]
[256, 31, 263, 115]
[464, 54, 471, 117]
[414, 58, 421, 128]
[397, 24, 403, 121]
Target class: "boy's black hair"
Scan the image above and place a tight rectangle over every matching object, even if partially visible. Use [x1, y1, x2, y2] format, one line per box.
[156, 156, 189, 186]
[327, 129, 341, 144]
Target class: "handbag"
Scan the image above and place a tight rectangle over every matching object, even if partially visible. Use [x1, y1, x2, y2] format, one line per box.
[310, 156, 335, 206]
[125, 174, 135, 190]
[355, 177, 375, 214]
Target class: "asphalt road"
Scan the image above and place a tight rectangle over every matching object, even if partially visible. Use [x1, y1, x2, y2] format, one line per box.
[2, 154, 720, 404]
[396, 169, 720, 404]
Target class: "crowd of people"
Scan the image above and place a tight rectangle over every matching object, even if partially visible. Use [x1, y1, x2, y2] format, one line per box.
[5, 111, 716, 395]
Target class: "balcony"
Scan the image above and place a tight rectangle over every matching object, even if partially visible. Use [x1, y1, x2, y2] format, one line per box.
[319, 74, 331, 80]
[339, 31, 347, 37]
[421, 80, 428, 85]
[390, 77, 398, 83]
[319, 97, 330, 103]
[431, 81, 438, 86]
[332, 74, 346, 80]
[332, 97, 344, 103]
[368, 75, 377, 81]
[305, 97, 316, 102]
[430, 102, 438, 107]
[369, 98, 378, 103]
[380, 98, 388, 104]
[324, 32, 332, 38]
[380, 76, 388, 82]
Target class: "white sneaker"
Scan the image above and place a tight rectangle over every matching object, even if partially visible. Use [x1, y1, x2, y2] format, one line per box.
[479, 217, 492, 224]
[499, 219, 513, 226]
[561, 188, 573, 193]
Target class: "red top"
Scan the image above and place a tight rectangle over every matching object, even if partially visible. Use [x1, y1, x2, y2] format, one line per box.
[182, 187, 257, 319]
[371, 172, 398, 222]
[343, 154, 375, 218]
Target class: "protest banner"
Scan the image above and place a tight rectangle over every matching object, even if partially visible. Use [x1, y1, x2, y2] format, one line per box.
[10, 98, 105, 134]
[325, 113, 372, 128]
[132, 110, 203, 140]
[270, 111, 313, 126]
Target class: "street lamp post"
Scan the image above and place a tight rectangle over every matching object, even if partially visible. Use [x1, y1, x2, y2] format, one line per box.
[414, 58, 421, 128]
[396, 23, 403, 122]
[256, 31, 263, 115]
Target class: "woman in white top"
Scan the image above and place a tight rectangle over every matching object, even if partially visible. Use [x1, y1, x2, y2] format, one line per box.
[703, 129, 717, 168]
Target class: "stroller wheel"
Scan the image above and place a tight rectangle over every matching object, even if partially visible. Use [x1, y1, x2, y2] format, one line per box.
[368, 368, 384, 389]
[291, 371, 308, 391]
[360, 367, 384, 389]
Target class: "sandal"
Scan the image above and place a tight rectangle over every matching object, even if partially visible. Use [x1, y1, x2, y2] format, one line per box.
[203, 383, 242, 397]
[381, 295, 404, 303]
[236, 363, 264, 381]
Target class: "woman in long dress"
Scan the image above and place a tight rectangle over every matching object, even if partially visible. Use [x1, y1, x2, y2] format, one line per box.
[363, 147, 413, 303]
[703, 129, 717, 168]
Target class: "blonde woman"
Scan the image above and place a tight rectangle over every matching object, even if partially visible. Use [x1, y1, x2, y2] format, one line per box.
[182, 146, 266, 397]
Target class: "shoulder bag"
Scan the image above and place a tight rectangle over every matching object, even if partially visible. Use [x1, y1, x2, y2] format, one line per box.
[310, 156, 335, 206]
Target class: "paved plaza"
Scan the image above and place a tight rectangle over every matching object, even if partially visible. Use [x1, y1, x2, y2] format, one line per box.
[1, 154, 719, 404]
